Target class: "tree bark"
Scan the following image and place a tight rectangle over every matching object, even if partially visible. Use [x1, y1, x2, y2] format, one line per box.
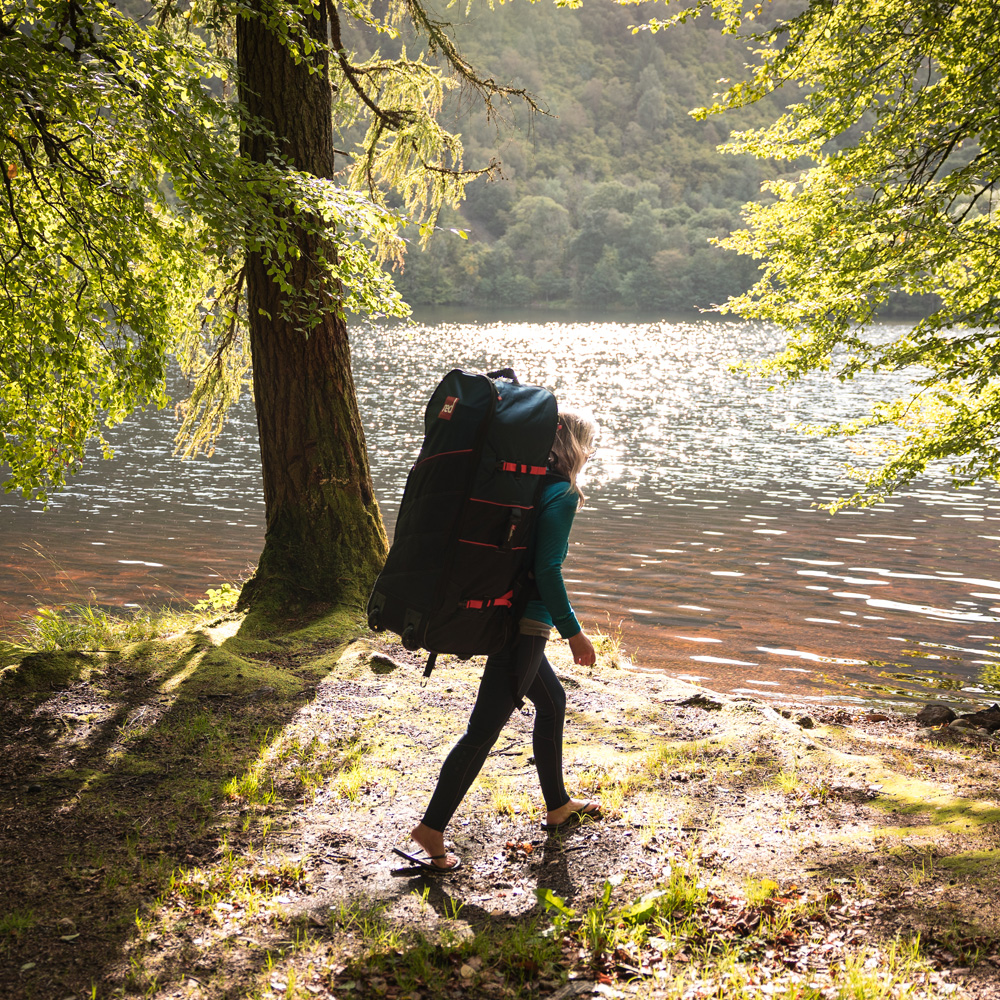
[236, 2, 388, 614]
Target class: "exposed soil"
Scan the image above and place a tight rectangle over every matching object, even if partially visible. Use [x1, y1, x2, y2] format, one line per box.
[2, 622, 999, 999]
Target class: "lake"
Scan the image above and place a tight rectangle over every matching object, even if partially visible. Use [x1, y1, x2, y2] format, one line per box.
[3, 314, 999, 708]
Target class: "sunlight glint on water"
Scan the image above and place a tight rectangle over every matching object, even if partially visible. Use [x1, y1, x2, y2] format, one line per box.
[3, 317, 1000, 706]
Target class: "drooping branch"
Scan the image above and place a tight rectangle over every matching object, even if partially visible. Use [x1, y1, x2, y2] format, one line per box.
[327, 0, 414, 130]
[397, 0, 544, 119]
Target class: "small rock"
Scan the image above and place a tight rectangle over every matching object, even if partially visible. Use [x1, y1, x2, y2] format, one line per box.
[957, 704, 1000, 733]
[369, 654, 401, 675]
[679, 694, 724, 712]
[796, 715, 815, 729]
[948, 718, 977, 730]
[27, 783, 42, 793]
[916, 704, 956, 727]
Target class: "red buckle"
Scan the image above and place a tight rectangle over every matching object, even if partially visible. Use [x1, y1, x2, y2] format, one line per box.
[465, 590, 514, 610]
[499, 461, 547, 475]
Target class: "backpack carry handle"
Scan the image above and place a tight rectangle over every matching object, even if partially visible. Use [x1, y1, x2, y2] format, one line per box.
[486, 368, 519, 384]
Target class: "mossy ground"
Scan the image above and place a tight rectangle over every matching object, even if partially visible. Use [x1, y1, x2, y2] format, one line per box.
[2, 611, 999, 1000]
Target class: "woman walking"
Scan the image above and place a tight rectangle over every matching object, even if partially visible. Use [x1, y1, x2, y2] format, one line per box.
[394, 409, 602, 873]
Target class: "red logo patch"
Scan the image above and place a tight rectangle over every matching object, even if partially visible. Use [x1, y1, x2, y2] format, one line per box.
[438, 396, 459, 420]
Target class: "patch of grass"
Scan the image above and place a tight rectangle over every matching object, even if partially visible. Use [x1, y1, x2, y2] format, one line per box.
[587, 615, 629, 669]
[162, 849, 306, 917]
[293, 731, 400, 804]
[0, 909, 36, 939]
[533, 872, 942, 1000]
[331, 761, 369, 802]
[935, 917, 998, 968]
[575, 739, 714, 817]
[936, 847, 1000, 878]
[485, 914, 564, 983]
[647, 863, 709, 925]
[8, 601, 203, 653]
[481, 775, 536, 818]
[774, 767, 801, 794]
[580, 879, 622, 961]
[744, 877, 781, 905]
[329, 899, 399, 954]
[831, 936, 928, 999]
[223, 764, 277, 807]
[267, 730, 385, 802]
[576, 762, 632, 815]
[317, 895, 565, 998]
[908, 853, 935, 887]
[641, 741, 705, 780]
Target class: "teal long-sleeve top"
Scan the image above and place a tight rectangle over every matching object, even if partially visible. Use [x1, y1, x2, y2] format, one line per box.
[522, 478, 582, 639]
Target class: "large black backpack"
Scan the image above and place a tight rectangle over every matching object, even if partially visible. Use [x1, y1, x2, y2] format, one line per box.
[366, 368, 558, 675]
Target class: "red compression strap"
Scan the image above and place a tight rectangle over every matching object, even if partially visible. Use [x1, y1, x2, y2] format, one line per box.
[464, 590, 514, 610]
[499, 461, 548, 475]
[458, 539, 527, 551]
[413, 448, 473, 469]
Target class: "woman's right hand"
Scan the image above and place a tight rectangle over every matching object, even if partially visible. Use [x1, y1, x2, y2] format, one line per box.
[568, 630, 596, 666]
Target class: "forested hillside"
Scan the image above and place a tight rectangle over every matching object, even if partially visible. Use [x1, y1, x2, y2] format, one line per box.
[349, 3, 783, 312]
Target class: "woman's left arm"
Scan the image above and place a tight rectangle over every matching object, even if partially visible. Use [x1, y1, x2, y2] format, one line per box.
[534, 487, 583, 639]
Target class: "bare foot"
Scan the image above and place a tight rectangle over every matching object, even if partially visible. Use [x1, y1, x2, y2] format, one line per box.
[410, 823, 460, 871]
[544, 796, 601, 828]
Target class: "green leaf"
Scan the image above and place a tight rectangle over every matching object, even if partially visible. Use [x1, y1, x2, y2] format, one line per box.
[535, 887, 576, 918]
[622, 890, 665, 924]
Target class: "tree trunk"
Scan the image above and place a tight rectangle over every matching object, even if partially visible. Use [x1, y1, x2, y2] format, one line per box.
[235, 2, 388, 614]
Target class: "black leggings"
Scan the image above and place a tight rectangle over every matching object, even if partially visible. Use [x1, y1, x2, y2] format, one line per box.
[421, 633, 570, 832]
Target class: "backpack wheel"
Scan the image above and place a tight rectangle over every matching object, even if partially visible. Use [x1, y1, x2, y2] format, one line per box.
[401, 624, 419, 651]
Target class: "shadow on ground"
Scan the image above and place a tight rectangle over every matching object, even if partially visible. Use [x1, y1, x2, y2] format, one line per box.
[0, 611, 354, 999]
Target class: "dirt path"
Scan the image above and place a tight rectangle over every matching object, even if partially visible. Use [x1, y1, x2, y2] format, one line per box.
[2, 622, 999, 999]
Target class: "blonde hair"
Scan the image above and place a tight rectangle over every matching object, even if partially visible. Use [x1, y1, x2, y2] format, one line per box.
[549, 408, 599, 506]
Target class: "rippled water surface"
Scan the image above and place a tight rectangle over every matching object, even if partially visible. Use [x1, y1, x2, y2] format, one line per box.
[4, 316, 1000, 707]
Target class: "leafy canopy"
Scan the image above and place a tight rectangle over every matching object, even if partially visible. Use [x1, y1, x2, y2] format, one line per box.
[1, 0, 528, 498]
[639, 0, 1000, 507]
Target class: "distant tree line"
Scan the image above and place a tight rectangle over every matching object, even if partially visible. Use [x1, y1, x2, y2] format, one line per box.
[372, 3, 772, 312]
[393, 181, 768, 311]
